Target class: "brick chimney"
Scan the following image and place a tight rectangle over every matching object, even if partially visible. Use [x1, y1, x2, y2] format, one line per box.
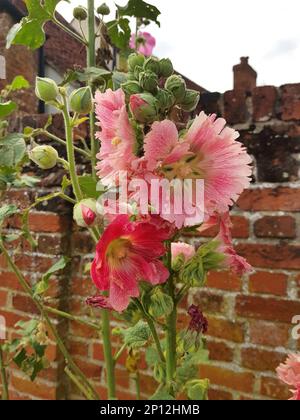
[233, 57, 257, 93]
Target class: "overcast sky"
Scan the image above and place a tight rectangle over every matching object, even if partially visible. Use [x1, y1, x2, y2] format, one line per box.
[57, 0, 300, 92]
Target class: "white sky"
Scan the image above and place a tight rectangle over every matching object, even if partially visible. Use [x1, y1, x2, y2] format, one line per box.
[57, 0, 300, 92]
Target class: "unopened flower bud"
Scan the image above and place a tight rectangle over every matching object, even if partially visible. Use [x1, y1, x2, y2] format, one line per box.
[180, 89, 200, 112]
[29, 145, 58, 170]
[73, 199, 99, 228]
[121, 81, 142, 97]
[128, 53, 145, 72]
[134, 65, 144, 81]
[156, 88, 175, 111]
[159, 58, 174, 78]
[143, 57, 160, 75]
[139, 71, 158, 94]
[165, 74, 186, 102]
[35, 77, 59, 103]
[73, 6, 88, 21]
[130, 93, 158, 124]
[149, 288, 174, 318]
[97, 3, 110, 16]
[70, 86, 93, 114]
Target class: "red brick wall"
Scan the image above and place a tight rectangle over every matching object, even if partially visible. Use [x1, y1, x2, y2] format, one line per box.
[0, 83, 300, 400]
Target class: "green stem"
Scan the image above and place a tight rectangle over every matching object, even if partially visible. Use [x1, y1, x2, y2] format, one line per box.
[133, 299, 165, 364]
[61, 97, 83, 201]
[44, 306, 101, 332]
[165, 244, 177, 395]
[0, 345, 9, 400]
[113, 343, 127, 363]
[101, 308, 116, 399]
[135, 372, 141, 400]
[0, 241, 99, 400]
[65, 367, 94, 400]
[87, 0, 97, 179]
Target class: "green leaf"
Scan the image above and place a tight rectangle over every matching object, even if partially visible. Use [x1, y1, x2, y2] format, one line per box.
[0, 101, 17, 118]
[33, 256, 70, 296]
[9, 76, 30, 91]
[0, 204, 18, 224]
[13, 175, 40, 188]
[107, 18, 131, 50]
[0, 134, 26, 167]
[6, 0, 65, 50]
[186, 379, 210, 401]
[117, 0, 161, 26]
[149, 388, 175, 400]
[123, 320, 151, 348]
[78, 175, 101, 199]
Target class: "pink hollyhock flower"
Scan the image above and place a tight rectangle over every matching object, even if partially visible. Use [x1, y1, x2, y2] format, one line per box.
[277, 353, 300, 400]
[95, 89, 136, 186]
[171, 242, 196, 262]
[215, 212, 253, 276]
[86, 295, 113, 310]
[143, 113, 252, 227]
[130, 32, 156, 56]
[91, 215, 170, 312]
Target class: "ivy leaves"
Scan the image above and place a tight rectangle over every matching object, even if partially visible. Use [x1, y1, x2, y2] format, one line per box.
[6, 0, 68, 50]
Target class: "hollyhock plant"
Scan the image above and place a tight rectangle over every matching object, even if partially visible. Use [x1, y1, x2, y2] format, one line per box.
[172, 242, 196, 262]
[91, 214, 170, 312]
[277, 354, 300, 400]
[130, 31, 156, 56]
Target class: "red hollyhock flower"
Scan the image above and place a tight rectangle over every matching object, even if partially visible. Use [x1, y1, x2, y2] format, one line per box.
[91, 215, 171, 312]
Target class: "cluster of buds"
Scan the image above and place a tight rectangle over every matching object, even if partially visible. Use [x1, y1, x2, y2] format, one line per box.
[35, 322, 50, 346]
[122, 54, 200, 124]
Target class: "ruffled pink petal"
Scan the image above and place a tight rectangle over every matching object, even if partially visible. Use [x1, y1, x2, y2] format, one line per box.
[144, 120, 179, 171]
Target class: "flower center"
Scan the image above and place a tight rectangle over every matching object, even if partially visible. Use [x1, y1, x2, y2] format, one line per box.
[161, 153, 204, 181]
[106, 238, 132, 267]
[111, 137, 122, 147]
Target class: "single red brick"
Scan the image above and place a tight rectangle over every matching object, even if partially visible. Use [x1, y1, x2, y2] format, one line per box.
[0, 290, 8, 306]
[206, 316, 245, 343]
[0, 309, 30, 328]
[224, 89, 248, 124]
[4, 189, 34, 209]
[12, 294, 39, 314]
[73, 357, 102, 381]
[249, 271, 288, 296]
[9, 212, 70, 233]
[139, 373, 158, 396]
[237, 187, 300, 212]
[236, 295, 300, 323]
[241, 347, 286, 372]
[206, 271, 241, 291]
[69, 320, 99, 340]
[254, 216, 296, 239]
[253, 86, 277, 121]
[206, 340, 234, 362]
[199, 364, 254, 393]
[236, 243, 300, 270]
[280, 83, 300, 121]
[11, 374, 58, 400]
[208, 388, 233, 400]
[69, 340, 90, 358]
[260, 375, 292, 400]
[249, 320, 290, 347]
